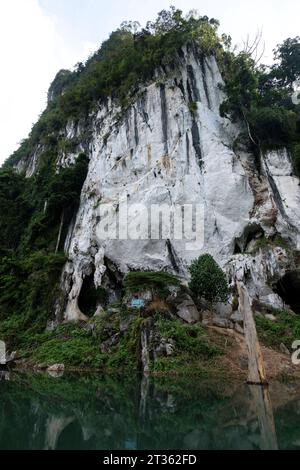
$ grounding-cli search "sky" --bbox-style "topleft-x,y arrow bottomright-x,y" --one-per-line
0,0 -> 299,164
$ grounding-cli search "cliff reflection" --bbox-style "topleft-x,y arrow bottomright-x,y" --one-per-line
0,372 -> 299,450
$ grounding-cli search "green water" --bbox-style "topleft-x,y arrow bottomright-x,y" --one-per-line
0,371 -> 299,450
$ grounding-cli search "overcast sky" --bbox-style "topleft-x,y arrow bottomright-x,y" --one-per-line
0,0 -> 299,164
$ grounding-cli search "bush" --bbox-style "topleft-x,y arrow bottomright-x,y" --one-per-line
123,271 -> 181,296
249,106 -> 297,147
156,318 -> 222,358
188,101 -> 198,115
0,251 -> 66,348
188,254 -> 229,304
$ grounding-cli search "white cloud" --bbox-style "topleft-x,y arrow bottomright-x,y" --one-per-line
0,0 -> 81,163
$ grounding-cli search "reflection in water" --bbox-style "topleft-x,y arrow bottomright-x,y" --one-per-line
0,372 -> 299,450
45,416 -> 75,450
249,385 -> 278,450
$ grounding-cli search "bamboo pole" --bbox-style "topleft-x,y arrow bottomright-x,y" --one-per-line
237,281 -> 268,385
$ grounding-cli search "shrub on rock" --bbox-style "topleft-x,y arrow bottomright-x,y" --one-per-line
188,254 -> 229,305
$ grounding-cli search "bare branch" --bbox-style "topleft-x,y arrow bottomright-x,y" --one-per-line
242,29 -> 265,65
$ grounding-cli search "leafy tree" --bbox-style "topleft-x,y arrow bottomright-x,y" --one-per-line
272,37 -> 300,86
221,36 -> 300,150
0,168 -> 32,253
188,254 -> 229,304
248,106 -> 297,146
47,69 -> 75,103
220,52 -> 259,121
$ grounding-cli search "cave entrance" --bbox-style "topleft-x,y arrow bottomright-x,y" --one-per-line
234,223 -> 265,254
78,273 -> 107,317
275,271 -> 300,314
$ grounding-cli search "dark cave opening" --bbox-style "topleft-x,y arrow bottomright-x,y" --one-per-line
57,421 -> 85,450
234,243 -> 242,254
275,271 -> 300,315
78,273 -> 108,317
233,223 -> 265,254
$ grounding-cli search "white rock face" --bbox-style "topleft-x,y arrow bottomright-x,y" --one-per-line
15,46 -> 300,320
226,248 -> 289,309
16,144 -> 44,177
264,149 -> 300,248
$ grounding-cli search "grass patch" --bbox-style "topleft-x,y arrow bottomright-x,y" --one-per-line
255,306 -> 300,351
156,317 -> 222,358
249,234 -> 291,254
152,316 -> 223,376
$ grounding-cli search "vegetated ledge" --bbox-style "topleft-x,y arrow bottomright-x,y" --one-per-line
6,304 -> 300,383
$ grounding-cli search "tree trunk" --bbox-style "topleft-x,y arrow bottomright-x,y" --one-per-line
237,281 -> 268,385
55,210 -> 65,254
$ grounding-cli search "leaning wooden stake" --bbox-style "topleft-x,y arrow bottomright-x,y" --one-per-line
249,385 -> 278,450
237,281 -> 268,385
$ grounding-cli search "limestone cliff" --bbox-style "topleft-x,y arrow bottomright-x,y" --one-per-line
14,45 -> 300,323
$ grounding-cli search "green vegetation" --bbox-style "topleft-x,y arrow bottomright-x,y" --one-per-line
292,143 -> 300,175
0,153 -> 89,346
249,233 -> 291,254
0,252 -> 66,350
188,254 -> 229,304
188,100 -> 198,115
0,167 -> 31,253
6,7 -> 224,171
1,307 -> 224,376
123,271 -> 181,297
156,317 -> 222,357
153,316 -> 223,376
10,313 -> 143,371
220,35 -> 300,155
255,305 -> 300,351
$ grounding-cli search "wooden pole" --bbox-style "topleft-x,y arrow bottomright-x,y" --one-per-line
249,385 -> 278,450
237,281 -> 268,385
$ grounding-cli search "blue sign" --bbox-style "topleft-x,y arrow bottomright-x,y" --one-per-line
131,298 -> 145,308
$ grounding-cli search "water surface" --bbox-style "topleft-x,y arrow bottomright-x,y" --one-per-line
0,371 -> 299,450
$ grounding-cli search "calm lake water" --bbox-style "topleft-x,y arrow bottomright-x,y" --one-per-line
0,371 -> 300,450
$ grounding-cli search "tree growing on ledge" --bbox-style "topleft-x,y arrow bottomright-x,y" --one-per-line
188,254 -> 229,304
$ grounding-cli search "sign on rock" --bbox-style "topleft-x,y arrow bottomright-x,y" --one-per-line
131,298 -> 145,308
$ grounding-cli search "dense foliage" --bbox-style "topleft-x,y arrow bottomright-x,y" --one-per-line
0,153 -> 89,346
5,307 -> 223,375
188,254 -> 229,304
220,35 -> 300,168
123,271 -> 181,297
